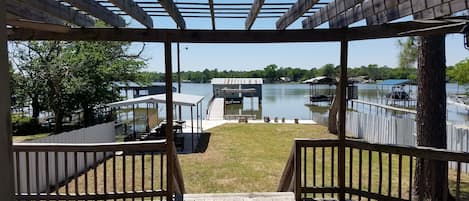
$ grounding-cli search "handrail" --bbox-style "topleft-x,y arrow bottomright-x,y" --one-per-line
285,138 -> 469,201
13,140 -> 172,200
346,139 -> 469,163
277,144 -> 295,192
13,140 -> 167,152
172,143 -> 186,194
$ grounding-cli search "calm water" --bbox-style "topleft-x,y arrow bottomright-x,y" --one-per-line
120,83 -> 469,129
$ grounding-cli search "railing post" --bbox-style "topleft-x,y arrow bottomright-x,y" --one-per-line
338,39 -> 348,201
165,41 -> 175,201
294,141 -> 301,201
0,2 -> 15,200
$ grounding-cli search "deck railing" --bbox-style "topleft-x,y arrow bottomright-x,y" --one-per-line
13,140 -> 185,200
279,139 -> 469,201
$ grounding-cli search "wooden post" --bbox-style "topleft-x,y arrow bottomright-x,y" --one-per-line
0,1 -> 15,199
294,142 -> 301,201
177,42 -> 182,121
164,42 -> 175,201
338,39 -> 348,201
414,35 -> 449,201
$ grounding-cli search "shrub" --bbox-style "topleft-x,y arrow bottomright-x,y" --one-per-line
11,115 -> 44,136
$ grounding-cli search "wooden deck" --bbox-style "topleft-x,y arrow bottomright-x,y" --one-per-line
183,192 -> 294,201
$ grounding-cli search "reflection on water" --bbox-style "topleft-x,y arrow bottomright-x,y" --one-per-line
118,82 -> 469,123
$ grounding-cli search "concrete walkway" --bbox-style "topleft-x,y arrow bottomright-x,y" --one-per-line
183,192 -> 294,201
184,119 -> 317,132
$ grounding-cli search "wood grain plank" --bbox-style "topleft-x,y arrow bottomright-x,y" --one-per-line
246,0 -> 264,30
6,14 -> 71,33
450,0 -> 468,12
159,0 -> 186,29
108,0 -> 153,28
276,0 -> 319,30
208,0 -> 216,30
6,0 -> 64,25
62,0 -> 125,27
305,0 -> 467,29
14,0 -> 94,27
8,21 -> 465,43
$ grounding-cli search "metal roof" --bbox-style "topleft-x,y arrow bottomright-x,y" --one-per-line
113,81 -> 166,88
107,93 -> 204,107
378,79 -> 412,86
211,78 -> 263,85
303,76 -> 336,84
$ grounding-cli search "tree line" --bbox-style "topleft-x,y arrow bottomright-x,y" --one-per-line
137,63 -> 462,84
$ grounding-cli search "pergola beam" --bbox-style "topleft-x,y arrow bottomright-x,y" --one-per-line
302,0 -> 359,29
62,0 -> 126,27
303,0 -> 469,29
108,0 -> 153,28
6,0 -> 65,25
367,0 -> 468,25
6,14 -> 71,33
17,0 -> 95,27
208,0 -> 216,30
245,0 -> 265,30
7,21 -> 465,43
159,0 -> 186,29
276,0 -> 320,30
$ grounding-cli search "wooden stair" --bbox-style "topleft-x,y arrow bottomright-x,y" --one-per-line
183,192 -> 294,201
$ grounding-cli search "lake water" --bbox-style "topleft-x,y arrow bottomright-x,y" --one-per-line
178,83 -> 469,122
120,83 -> 469,127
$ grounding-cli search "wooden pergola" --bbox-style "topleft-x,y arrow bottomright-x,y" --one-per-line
1,0 -> 468,200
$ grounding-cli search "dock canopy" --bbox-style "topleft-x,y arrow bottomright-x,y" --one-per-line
108,93 -> 204,108
303,76 -> 336,85
211,78 -> 263,85
379,79 -> 412,86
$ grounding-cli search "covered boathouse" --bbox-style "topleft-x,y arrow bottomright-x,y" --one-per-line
211,78 -> 263,104
2,0 -> 469,201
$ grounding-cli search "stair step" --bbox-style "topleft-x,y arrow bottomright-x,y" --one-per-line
183,192 -> 294,201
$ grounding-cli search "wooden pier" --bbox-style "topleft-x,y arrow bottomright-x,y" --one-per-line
207,98 -> 225,120
350,99 -> 417,114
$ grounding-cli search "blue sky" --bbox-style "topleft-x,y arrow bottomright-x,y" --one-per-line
125,1 -> 469,72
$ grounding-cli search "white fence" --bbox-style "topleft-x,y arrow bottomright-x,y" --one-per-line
13,123 -> 116,193
346,111 -> 416,146
346,111 -> 469,173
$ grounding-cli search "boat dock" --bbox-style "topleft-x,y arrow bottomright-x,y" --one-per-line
350,99 -> 417,114
207,98 -> 225,120
448,98 -> 469,110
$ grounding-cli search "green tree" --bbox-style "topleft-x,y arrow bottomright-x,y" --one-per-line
448,59 -> 469,86
10,40 -> 147,133
398,37 -> 418,68
318,64 -> 336,77
63,41 -> 146,126
263,64 -> 278,82
10,41 -> 68,122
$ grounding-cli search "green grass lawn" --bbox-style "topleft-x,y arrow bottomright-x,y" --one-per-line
178,123 -> 335,193
12,133 -> 50,142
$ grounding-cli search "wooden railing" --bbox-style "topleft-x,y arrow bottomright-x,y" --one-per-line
279,139 -> 469,201
12,140 -> 185,200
